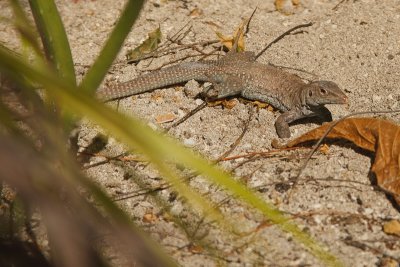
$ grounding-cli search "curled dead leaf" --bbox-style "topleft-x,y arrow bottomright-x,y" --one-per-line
286,118 -> 400,204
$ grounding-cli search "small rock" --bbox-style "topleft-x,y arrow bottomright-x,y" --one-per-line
147,122 -> 158,131
372,94 -> 382,103
195,98 -> 204,105
363,207 -> 374,215
177,109 -> 186,117
184,80 -> 202,98
183,138 -> 196,147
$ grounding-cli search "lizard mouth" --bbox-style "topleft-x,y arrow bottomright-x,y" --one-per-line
333,93 -> 348,105
340,95 -> 348,104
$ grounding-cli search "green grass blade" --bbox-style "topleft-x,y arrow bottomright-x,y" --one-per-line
28,0 -> 76,86
79,0 -> 144,94
0,46 -> 344,267
9,0 -> 42,57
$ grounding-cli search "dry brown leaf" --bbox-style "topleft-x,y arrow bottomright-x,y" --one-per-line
221,99 -> 238,109
287,118 -> 400,204
150,91 -> 164,101
319,144 -> 330,155
380,257 -> 399,267
188,243 -> 203,254
189,7 -> 203,17
155,113 -> 176,124
142,212 -> 158,223
206,99 -> 238,109
383,220 -> 400,236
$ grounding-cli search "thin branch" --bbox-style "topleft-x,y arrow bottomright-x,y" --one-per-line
232,7 -> 258,52
333,0 -> 347,11
268,62 -> 318,80
166,101 -> 208,130
216,106 -> 254,161
255,22 -> 313,59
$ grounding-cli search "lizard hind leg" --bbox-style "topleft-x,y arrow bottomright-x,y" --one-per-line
202,76 -> 244,100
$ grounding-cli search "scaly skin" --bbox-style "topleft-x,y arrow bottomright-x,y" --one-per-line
97,51 -> 348,138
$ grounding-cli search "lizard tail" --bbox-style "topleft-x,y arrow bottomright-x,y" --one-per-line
97,61 -> 212,101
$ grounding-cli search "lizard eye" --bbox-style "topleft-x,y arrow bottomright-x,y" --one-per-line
320,88 -> 327,94
308,90 -> 313,97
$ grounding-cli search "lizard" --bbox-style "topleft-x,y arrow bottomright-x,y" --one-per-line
97,51 -> 348,138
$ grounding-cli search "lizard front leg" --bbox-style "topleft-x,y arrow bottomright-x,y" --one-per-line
275,109 -> 304,138
275,106 -> 333,138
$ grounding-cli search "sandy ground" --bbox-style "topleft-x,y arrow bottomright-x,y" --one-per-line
2,0 -> 400,266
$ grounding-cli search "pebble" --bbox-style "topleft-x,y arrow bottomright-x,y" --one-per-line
183,138 -> 196,147
372,94 -> 382,103
195,99 -> 204,105
147,122 -> 158,131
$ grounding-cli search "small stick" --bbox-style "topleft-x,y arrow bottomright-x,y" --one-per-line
216,107 -> 254,161
220,146 -> 304,161
166,101 -> 208,130
255,22 -> 313,59
167,20 -> 192,43
268,62 -> 318,79
333,0 -> 347,11
232,7 -> 258,52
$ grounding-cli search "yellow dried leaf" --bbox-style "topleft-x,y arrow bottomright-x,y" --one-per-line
319,144 -> 330,155
239,99 -> 274,110
189,7 -> 203,17
215,17 -> 248,52
379,258 -> 399,267
253,100 -> 269,109
383,220 -> 400,236
207,100 -> 223,107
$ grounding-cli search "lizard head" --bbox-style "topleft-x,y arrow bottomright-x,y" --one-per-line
304,80 -> 348,106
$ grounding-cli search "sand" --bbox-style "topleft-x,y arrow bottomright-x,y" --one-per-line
2,0 -> 400,266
